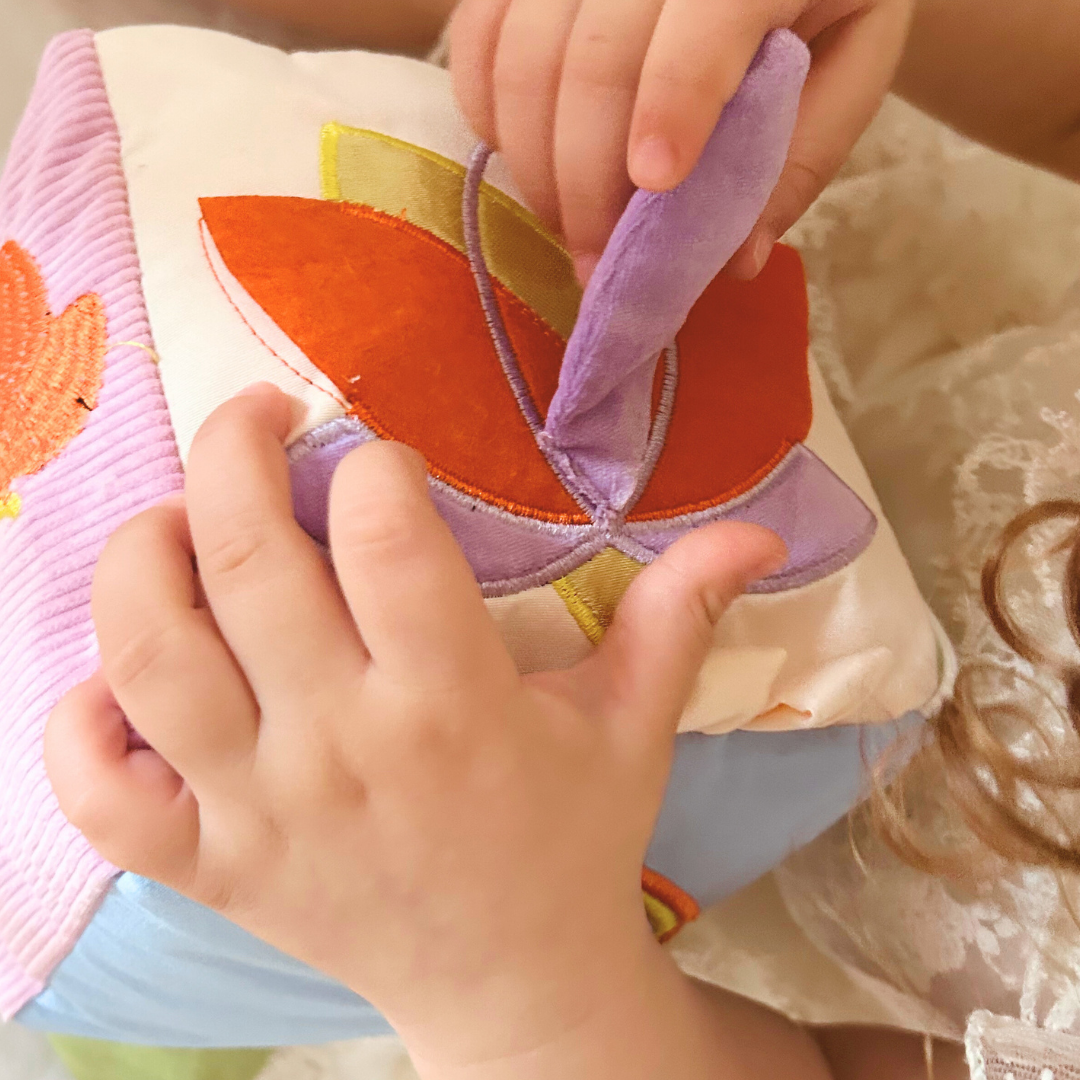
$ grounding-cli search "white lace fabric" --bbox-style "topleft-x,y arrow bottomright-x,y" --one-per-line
967,1012 -> 1080,1080
678,95 -> 1080,1071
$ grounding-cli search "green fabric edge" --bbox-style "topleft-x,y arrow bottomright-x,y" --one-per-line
47,1035 -> 272,1080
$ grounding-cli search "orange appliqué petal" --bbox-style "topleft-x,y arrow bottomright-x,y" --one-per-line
0,240 -> 107,516
199,196 -> 587,523
631,245 -> 812,520
201,188 -> 812,527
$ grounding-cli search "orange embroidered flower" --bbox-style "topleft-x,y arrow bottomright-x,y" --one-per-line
0,240 -> 107,518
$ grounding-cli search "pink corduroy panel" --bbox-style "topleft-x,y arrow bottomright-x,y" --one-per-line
0,30 -> 184,1019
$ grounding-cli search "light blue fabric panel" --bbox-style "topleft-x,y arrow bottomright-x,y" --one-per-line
645,714 -> 921,903
18,873 -> 392,1047
18,715 -> 920,1048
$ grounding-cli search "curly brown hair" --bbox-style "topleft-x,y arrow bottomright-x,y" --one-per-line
872,500 -> 1080,875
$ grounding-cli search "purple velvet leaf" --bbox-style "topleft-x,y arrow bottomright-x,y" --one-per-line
542,30 -> 810,510
290,422 -> 876,602
288,417 -> 377,542
289,418 -> 595,596
627,445 -> 877,592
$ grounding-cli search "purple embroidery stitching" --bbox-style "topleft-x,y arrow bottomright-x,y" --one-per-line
461,144 -> 599,517
279,29 -> 879,599
461,145 -> 545,439
626,344 -> 679,510
288,422 -> 877,599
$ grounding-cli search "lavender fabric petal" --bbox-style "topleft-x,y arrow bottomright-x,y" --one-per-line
543,30 -> 810,509
428,488 -> 594,594
626,445 -> 878,592
288,419 -> 591,591
288,418 -> 377,542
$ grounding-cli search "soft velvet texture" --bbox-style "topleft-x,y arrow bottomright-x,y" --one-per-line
544,30 -> 810,510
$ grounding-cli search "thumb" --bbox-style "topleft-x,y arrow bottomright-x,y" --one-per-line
571,522 -> 786,749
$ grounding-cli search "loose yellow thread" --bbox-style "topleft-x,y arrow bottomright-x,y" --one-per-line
109,341 -> 160,364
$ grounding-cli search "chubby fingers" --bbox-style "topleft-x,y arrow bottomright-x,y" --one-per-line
572,522 -> 786,749
564,0 -> 803,279
329,441 -> 516,695
449,0 -> 514,147
91,498 -> 259,781
628,0 -> 798,191
453,0 -> 581,231
453,0 -> 799,280
184,385 -> 367,719
45,670 -> 200,884
553,0 -> 664,280
493,0 -> 582,230
727,0 -> 914,278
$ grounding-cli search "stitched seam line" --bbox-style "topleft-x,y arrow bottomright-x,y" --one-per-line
344,399 -> 590,524
628,439 -> 795,522
198,219 -> 347,410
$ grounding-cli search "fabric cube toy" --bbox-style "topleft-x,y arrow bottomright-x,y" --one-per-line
0,25 -> 953,1050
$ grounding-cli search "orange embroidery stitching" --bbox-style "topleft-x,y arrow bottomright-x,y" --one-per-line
200,196 -> 588,522
641,866 -> 701,943
342,394 -> 590,525
0,240 -> 107,516
628,440 -> 795,523
198,221 -> 347,411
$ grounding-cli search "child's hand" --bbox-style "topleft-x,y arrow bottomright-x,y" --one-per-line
45,385 -> 784,1071
450,0 -> 913,283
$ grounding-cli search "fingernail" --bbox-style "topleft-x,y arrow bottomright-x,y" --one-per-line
630,135 -> 679,191
235,382 -> 307,430
751,541 -> 789,582
748,231 -> 775,277
236,381 -> 280,398
573,252 -> 599,287
725,231 -> 776,280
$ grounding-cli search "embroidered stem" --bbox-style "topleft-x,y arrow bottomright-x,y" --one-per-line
463,144 -> 597,518
463,145 -> 545,436
624,343 -> 679,512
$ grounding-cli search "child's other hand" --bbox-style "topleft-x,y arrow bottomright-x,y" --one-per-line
45,385 -> 784,1070
450,0 -> 913,283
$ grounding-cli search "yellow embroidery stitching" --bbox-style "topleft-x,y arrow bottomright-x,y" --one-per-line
552,575 -> 605,645
642,891 -> 681,942
319,123 -> 581,339
0,492 -> 21,519
553,547 -> 646,644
